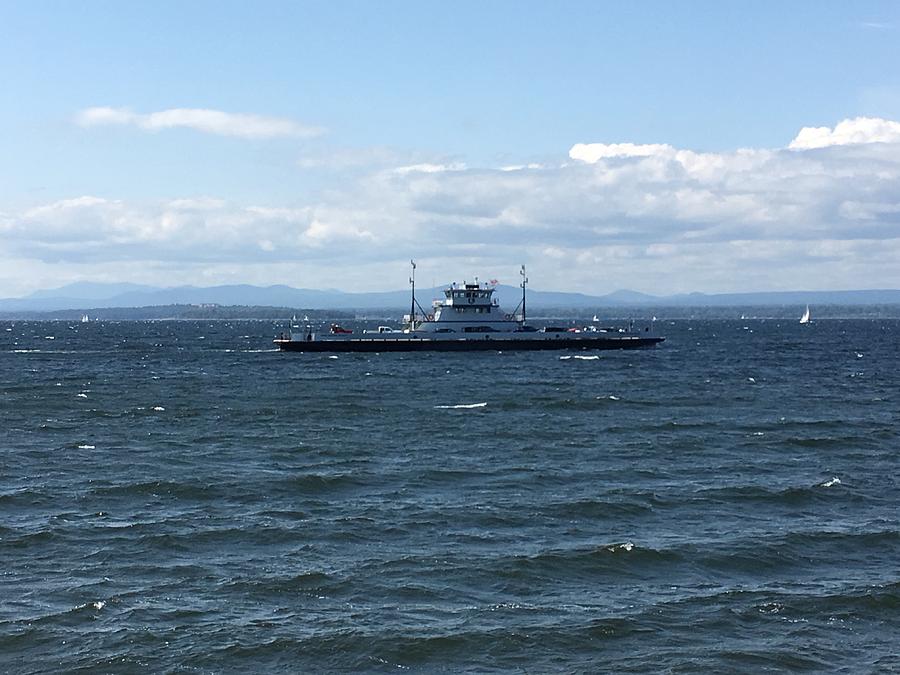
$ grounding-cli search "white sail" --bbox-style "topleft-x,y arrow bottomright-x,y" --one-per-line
799,305 -> 810,324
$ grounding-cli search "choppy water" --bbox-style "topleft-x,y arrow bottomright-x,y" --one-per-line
1,316 -> 898,672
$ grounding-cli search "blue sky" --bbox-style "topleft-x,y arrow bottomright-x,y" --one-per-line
2,1 -> 900,295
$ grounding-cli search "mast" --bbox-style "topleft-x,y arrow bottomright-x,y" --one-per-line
520,264 -> 528,324
409,260 -> 417,329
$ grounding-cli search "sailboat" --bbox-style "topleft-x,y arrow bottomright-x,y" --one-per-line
799,305 -> 810,324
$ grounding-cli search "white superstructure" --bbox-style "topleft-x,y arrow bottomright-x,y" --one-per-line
406,280 -> 520,334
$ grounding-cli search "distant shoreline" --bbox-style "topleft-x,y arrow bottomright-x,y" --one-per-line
3,303 -> 900,321
4,283 -> 900,316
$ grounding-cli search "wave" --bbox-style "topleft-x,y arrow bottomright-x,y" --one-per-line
784,435 -> 869,448
694,529 -> 900,576
696,479 -> 855,505
492,542 -> 683,582
663,580 -> 900,627
744,582 -> 900,622
4,597 -> 112,630
137,525 -> 309,551
220,571 -> 338,597
541,497 -> 653,519
89,480 -> 226,500
434,402 -> 487,409
273,472 -> 369,494
0,489 -> 54,513
465,529 -> 900,585
176,614 -> 661,671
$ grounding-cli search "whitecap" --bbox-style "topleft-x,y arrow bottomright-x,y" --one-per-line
328,355 -> 339,359
559,355 -> 572,360
92,601 -> 105,610
758,602 -> 784,614
819,477 -> 842,488
607,542 -> 634,552
855,352 -> 864,358
44,336 -> 55,340
152,406 -> 165,412
574,355 -> 600,360
434,402 -> 488,409
77,444 -> 96,449
748,377 -> 756,383
76,393 -> 88,398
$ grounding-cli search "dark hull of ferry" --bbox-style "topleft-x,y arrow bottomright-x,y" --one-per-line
275,335 -> 664,352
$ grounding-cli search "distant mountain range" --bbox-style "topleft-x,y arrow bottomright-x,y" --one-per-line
2,282 -> 900,314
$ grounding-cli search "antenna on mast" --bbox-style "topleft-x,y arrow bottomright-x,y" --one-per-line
409,260 -> 417,329
520,264 -> 528,325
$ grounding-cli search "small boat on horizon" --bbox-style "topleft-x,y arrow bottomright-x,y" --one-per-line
80,314 -> 89,323
800,305 -> 811,324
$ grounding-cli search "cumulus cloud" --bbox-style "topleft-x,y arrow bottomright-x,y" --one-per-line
5,116 -> 900,294
788,116 -> 900,149
76,107 -> 324,139
569,142 -> 675,162
2,196 -> 381,265
392,162 -> 467,175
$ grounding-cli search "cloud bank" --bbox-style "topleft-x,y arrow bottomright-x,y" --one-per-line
76,107 -> 324,139
5,116 -> 900,294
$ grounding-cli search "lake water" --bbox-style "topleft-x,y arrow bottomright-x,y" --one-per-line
1,316 -> 898,671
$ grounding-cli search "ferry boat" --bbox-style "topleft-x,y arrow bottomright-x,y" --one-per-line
275,263 -> 664,352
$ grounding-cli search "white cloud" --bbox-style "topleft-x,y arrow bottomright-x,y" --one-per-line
5,116 -> 900,294
569,142 -> 675,162
392,162 -> 467,175
76,107 -> 324,139
3,197 -> 379,265
860,21 -> 893,30
788,116 -> 900,149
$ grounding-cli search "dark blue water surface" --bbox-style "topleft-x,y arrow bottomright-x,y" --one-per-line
1,316 -> 898,672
